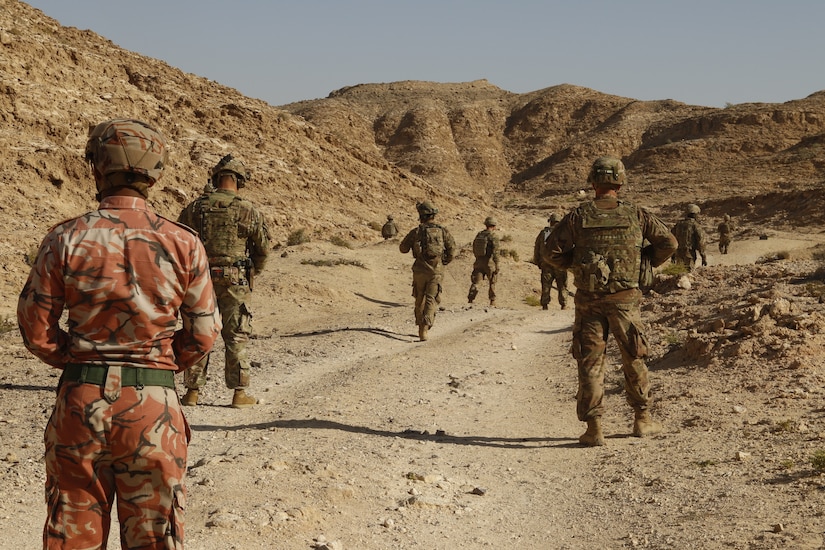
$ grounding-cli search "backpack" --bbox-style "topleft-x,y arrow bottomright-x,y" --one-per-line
472,230 -> 491,258
381,221 -> 397,239
417,224 -> 445,260
672,219 -> 697,251
195,195 -> 247,265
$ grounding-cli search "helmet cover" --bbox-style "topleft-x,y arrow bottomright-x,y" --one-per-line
84,118 -> 168,185
416,201 -> 438,216
210,154 -> 250,187
587,156 -> 627,186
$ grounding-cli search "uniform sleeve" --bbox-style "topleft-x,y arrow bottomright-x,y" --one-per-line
177,201 -> 195,228
533,232 -> 542,265
543,213 -> 576,271
442,227 -> 456,265
248,208 -> 270,273
641,208 -> 678,267
399,228 -> 417,254
172,239 -> 221,370
490,232 -> 500,267
693,222 -> 708,255
17,235 -> 70,368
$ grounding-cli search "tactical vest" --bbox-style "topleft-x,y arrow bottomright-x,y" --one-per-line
194,194 -> 248,266
572,201 -> 642,293
412,223 -> 445,261
381,221 -> 397,239
672,219 -> 697,251
472,230 -> 492,258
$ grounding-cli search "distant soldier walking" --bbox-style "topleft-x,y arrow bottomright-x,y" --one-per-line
672,203 -> 708,270
382,214 -> 399,239
717,213 -> 733,254
533,213 -> 569,310
468,216 -> 501,307
178,154 -> 270,408
399,201 -> 456,341
543,156 -> 677,446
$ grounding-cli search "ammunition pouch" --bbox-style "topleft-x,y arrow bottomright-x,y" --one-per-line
210,258 -> 253,286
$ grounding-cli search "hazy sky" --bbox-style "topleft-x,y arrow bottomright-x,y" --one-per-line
24,0 -> 825,108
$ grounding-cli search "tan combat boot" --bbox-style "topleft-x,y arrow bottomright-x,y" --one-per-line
231,389 -> 258,409
180,389 -> 199,406
632,410 -> 663,437
418,325 -> 429,341
579,417 -> 605,446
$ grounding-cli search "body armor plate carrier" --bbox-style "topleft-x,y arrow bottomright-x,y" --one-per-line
572,201 -> 643,293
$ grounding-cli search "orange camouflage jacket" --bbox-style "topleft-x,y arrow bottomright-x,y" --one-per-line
17,196 -> 220,371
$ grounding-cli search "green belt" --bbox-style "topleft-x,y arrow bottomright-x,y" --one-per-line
62,364 -> 175,389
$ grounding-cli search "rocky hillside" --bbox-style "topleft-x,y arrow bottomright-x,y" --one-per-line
284,82 -> 825,206
2,0 -> 825,309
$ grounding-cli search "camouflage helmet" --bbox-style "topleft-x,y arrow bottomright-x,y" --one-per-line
484,216 -> 497,227
416,200 -> 438,217
387,214 -> 394,220
210,154 -> 250,188
723,213 -> 731,221
587,156 -> 627,186
84,118 -> 168,185
548,212 -> 561,224
686,203 -> 701,215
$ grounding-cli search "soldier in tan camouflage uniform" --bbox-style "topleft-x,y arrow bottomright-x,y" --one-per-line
468,216 -> 501,306
671,203 -> 708,270
399,201 -> 456,341
178,154 -> 270,408
543,156 -> 677,446
717,213 -> 733,254
18,118 -> 221,549
533,213 -> 569,310
382,214 -> 399,239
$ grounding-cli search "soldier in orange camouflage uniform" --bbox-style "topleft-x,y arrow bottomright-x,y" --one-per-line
17,119 -> 220,549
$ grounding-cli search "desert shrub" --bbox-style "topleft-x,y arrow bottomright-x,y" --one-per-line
664,331 -> 683,346
500,248 -> 520,262
771,419 -> 796,434
301,258 -> 365,269
660,262 -> 689,276
811,248 -> 825,262
330,236 -> 353,249
500,234 -> 513,243
804,280 -> 825,300
756,250 -> 791,264
0,316 -> 16,334
287,228 -> 310,246
523,295 -> 541,307
695,459 -> 717,468
367,221 -> 382,232
810,450 -> 825,471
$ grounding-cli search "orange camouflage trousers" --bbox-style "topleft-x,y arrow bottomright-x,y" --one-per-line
571,289 -> 652,421
44,381 -> 188,549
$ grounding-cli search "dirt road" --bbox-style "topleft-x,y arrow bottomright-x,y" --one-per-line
2,224 -> 825,549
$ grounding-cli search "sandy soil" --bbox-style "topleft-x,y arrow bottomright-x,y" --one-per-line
2,216 -> 825,549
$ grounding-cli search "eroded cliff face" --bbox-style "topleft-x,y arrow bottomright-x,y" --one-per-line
2,0 -> 825,309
